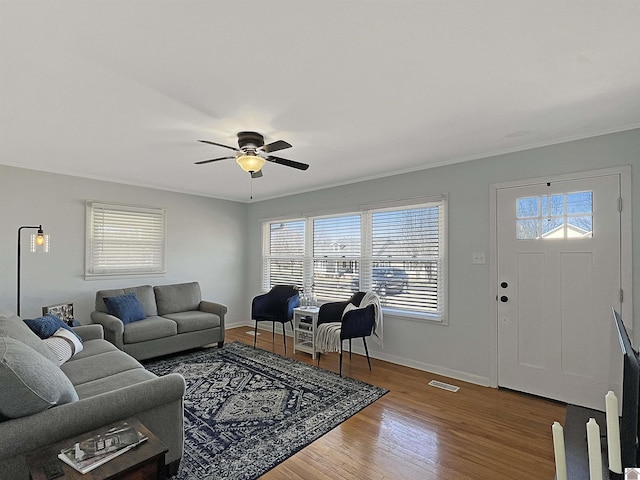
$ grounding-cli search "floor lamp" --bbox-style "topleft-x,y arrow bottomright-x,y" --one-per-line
17,225 -> 49,316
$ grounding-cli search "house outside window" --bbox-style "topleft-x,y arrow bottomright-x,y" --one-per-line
262,195 -> 447,322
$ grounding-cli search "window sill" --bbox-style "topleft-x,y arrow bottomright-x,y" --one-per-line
382,307 -> 447,325
84,272 -> 166,281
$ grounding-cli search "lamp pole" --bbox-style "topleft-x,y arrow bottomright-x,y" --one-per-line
17,225 -> 45,316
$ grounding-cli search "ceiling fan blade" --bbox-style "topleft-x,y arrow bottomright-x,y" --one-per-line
198,140 -> 239,152
266,155 -> 309,171
261,140 -> 292,153
251,170 -> 263,179
194,156 -> 235,165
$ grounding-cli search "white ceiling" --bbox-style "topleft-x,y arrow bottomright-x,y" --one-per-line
2,1 -> 640,202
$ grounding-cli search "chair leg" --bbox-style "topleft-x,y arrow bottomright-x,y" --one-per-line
349,338 -> 352,359
363,337 -> 371,371
317,352 -> 322,366
282,322 -> 287,354
339,340 -> 343,376
253,321 -> 258,349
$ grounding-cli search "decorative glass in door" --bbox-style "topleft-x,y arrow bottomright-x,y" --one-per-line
516,191 -> 593,240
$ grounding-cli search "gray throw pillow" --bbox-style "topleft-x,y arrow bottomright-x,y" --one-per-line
0,336 -> 79,418
0,313 -> 59,364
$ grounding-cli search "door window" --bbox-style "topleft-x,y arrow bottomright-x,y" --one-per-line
516,191 -> 593,240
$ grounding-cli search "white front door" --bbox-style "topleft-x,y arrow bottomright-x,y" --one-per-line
496,173 -> 621,410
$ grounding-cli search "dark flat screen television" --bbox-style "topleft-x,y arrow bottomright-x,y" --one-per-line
612,307 -> 640,468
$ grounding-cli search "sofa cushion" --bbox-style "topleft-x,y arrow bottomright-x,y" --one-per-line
95,285 -> 158,317
0,312 -> 59,364
24,314 -> 82,341
94,287 -> 126,313
163,311 -> 221,333
73,368 -> 157,399
123,316 -> 178,344
123,285 -> 158,317
69,338 -> 119,361
60,350 -> 143,386
154,282 -> 202,316
0,336 -> 78,418
103,293 -> 147,324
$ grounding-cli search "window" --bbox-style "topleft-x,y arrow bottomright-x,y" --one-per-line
262,195 -> 447,322
262,220 -> 305,289
85,201 -> 166,278
516,191 -> 593,239
365,202 -> 444,318
313,214 -> 361,300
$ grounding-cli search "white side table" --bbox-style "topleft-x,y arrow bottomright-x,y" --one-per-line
293,307 -> 320,359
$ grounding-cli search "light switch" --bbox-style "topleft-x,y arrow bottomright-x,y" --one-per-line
472,252 -> 486,264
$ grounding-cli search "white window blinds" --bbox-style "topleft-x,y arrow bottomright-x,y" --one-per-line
367,200 -> 446,318
262,220 -> 305,289
312,214 -> 361,300
261,195 -> 447,322
86,201 -> 166,278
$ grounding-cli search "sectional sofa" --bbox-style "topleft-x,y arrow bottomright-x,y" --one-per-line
0,307 -> 186,480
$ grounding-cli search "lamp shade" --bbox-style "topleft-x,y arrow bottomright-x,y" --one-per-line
30,232 -> 50,253
236,154 -> 266,173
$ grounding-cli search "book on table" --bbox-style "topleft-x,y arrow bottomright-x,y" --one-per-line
57,422 -> 147,474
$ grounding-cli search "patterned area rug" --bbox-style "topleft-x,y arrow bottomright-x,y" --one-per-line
144,341 -> 388,480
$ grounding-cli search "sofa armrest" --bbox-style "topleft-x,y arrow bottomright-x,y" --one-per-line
90,311 -> 124,349
0,373 -> 186,459
72,324 -> 104,341
199,300 -> 228,319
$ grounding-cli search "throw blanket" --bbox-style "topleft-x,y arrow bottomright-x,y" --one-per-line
316,292 -> 384,353
360,291 -> 383,346
316,322 -> 342,353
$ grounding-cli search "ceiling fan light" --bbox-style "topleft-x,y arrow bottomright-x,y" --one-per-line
236,154 -> 266,173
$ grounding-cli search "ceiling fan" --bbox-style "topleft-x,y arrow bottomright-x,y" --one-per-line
195,131 -> 309,178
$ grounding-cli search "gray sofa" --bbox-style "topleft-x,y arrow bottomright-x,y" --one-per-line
0,307 -> 185,480
91,282 -> 226,361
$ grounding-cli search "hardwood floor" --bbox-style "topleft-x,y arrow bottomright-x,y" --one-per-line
225,326 -> 566,480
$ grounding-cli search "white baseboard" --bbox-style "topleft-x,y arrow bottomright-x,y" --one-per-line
224,322 -> 491,388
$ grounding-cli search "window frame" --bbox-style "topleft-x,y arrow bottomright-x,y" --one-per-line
262,218 -> 306,290
85,200 -> 167,279
261,195 -> 448,323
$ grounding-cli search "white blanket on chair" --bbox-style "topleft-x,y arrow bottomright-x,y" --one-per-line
316,292 -> 384,353
316,322 -> 342,353
360,291 -> 383,347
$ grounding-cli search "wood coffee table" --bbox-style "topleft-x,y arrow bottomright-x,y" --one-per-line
26,418 -> 168,480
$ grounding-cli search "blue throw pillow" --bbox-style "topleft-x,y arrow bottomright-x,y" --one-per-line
24,314 -> 82,342
103,293 -> 146,324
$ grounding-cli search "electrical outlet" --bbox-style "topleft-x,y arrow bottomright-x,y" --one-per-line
472,252 -> 486,264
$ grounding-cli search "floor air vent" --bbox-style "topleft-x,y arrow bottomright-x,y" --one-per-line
428,380 -> 460,392
246,331 -> 260,336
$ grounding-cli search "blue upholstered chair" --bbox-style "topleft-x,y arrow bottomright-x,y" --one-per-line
316,291 -> 377,376
251,285 -> 300,353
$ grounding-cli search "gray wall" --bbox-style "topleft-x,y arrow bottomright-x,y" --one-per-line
0,166 -> 248,326
1,129 -> 638,386
247,128 -> 640,385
